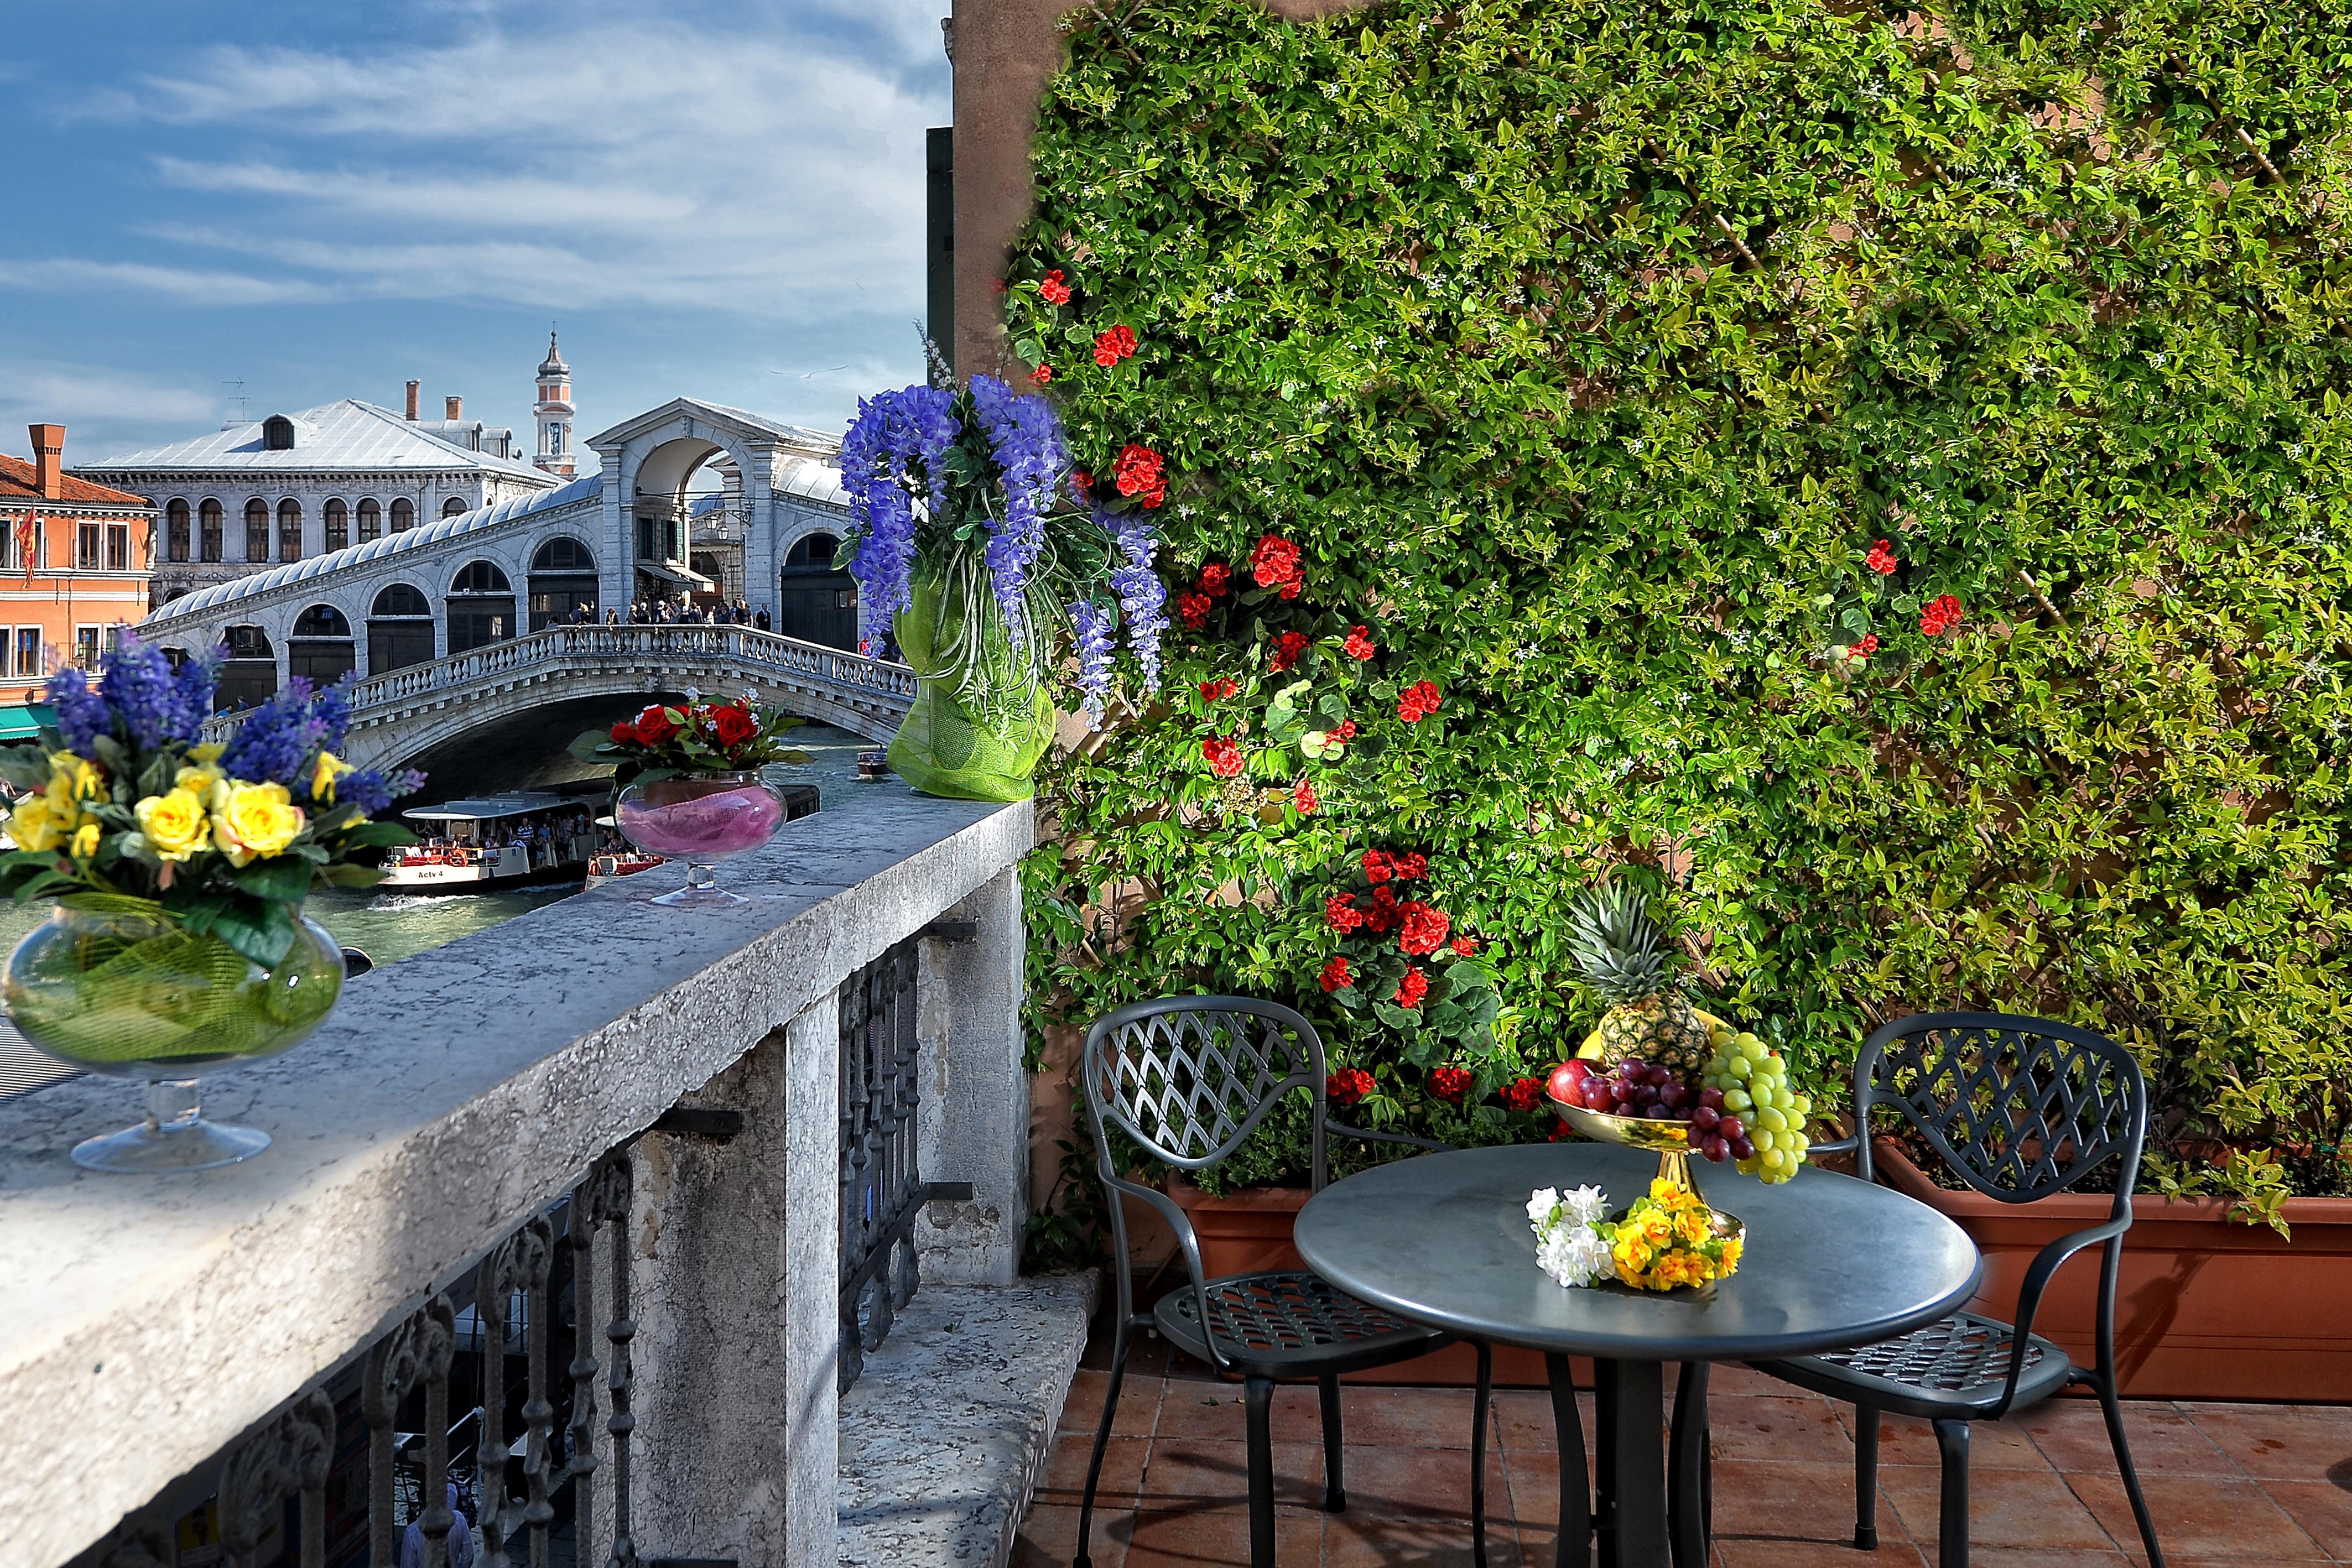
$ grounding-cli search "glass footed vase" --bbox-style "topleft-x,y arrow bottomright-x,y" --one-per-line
3,900 -> 345,1173
613,771 -> 788,908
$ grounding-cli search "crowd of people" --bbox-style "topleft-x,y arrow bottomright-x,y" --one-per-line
557,597 -> 773,629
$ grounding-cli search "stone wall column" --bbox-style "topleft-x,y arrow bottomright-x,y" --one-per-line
620,987 -> 841,1566
915,862 -> 1028,1283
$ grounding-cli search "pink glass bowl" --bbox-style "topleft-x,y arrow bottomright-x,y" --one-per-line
613,773 -> 787,907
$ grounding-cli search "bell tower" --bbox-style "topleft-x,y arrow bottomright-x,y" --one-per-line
533,330 -> 575,478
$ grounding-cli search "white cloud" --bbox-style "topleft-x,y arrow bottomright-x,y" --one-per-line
0,363 -> 221,456
38,4 -> 949,320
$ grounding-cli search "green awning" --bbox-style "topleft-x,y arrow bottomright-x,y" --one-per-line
0,705 -> 55,742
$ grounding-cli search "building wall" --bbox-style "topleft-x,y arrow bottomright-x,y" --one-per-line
0,502 -> 156,707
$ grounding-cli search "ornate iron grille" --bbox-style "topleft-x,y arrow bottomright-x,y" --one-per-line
838,935 -> 925,1394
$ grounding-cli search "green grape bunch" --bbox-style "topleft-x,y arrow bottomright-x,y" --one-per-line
1697,1025 -> 1813,1184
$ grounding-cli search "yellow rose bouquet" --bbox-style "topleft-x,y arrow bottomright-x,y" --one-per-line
0,635 -> 425,1097
1600,1177 -> 1745,1293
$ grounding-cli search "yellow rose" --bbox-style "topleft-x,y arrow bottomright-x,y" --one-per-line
137,789 -> 214,862
7,792 -> 65,853
189,743 -> 225,764
175,764 -> 228,811
309,751 -> 354,803
70,821 -> 101,859
212,781 -> 306,866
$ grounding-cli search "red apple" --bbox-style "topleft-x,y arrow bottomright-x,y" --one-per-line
1546,1059 -> 1591,1105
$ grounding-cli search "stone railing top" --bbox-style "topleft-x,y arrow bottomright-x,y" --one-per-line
0,787 -> 1029,1568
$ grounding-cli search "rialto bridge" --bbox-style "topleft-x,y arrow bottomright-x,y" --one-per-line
142,399 -> 910,773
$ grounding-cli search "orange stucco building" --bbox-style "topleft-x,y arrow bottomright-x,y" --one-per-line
0,424 -> 157,732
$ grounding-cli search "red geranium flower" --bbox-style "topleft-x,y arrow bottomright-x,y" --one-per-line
1920,593 -> 1964,635
1399,903 -> 1451,956
1397,681 -> 1444,722
1199,562 -> 1231,597
1430,1065 -> 1474,1102
1030,364 -> 1053,385
633,705 -> 680,745
1328,1067 -> 1376,1107
1269,631 -> 1310,673
1393,967 -> 1429,1008
1332,720 -> 1356,742
1325,893 -> 1365,934
709,704 -> 759,748
1071,469 -> 1092,493
1361,885 -> 1403,933
1319,955 -> 1353,993
1344,624 -> 1376,660
1849,634 -> 1880,660
1866,539 -> 1900,576
1362,849 -> 1394,884
1200,677 -> 1238,701
1501,1077 -> 1543,1112
1178,592 -> 1211,629
1450,935 -> 1477,958
1092,324 -> 1138,366
1112,442 -> 1165,508
1039,269 -> 1072,305
1203,736 -> 1244,777
1550,1118 -> 1578,1143
1277,580 -> 1301,600
1394,852 -> 1428,881
1250,534 -> 1302,591
1294,779 -> 1319,814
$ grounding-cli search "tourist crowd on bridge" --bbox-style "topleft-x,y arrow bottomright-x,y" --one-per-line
618,596 -> 769,628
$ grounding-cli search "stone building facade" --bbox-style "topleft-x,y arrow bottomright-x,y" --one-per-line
0,424 -> 156,721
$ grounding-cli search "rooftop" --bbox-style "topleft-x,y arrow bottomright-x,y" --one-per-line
0,455 -> 151,509
75,399 -> 558,482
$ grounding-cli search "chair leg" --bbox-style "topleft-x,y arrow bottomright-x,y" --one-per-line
2095,1377 -> 2167,1568
1318,1372 -> 1347,1513
1933,1418 -> 1971,1568
1471,1341 -> 1493,1568
1245,1374 -> 1277,1568
1853,1402 -> 1881,1551
1073,1320 -> 1132,1568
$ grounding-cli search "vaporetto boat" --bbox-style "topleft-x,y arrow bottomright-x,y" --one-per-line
384,791 -> 605,890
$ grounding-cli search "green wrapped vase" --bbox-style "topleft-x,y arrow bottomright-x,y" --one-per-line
887,567 -> 1058,803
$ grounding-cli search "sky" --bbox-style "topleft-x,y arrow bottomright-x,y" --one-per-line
0,0 -> 950,466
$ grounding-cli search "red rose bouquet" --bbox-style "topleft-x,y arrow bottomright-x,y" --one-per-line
571,686 -> 813,789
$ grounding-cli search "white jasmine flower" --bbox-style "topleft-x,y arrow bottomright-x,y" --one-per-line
1527,1187 -> 1561,1229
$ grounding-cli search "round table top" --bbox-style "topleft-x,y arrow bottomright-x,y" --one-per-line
1293,1143 -> 1982,1362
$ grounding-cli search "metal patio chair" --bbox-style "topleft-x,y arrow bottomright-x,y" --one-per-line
1074,995 -> 1493,1568
1751,1012 -> 2166,1568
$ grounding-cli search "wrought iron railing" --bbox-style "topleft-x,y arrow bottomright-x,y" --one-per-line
838,936 -> 926,1395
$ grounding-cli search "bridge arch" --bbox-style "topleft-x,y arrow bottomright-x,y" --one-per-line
288,603 -> 356,684
446,560 -> 517,655
368,582 -> 435,674
618,426 -> 762,604
528,535 -> 599,629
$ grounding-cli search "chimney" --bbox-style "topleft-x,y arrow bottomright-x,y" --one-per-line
445,395 -> 463,421
28,424 -> 64,501
405,381 -> 420,421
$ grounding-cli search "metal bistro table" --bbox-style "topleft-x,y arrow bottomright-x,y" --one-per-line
1294,1143 -> 1981,1568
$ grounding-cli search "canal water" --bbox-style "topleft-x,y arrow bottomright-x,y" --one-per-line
0,724 -> 880,1101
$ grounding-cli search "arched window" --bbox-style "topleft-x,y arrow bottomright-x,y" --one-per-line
446,560 -> 516,654
443,496 -> 469,518
531,536 -> 595,573
450,561 -> 512,595
322,499 -> 350,553
292,604 -> 352,638
390,498 -> 415,532
372,583 -> 430,617
262,415 -> 296,451
243,500 -> 270,562
277,498 -> 302,563
784,532 -> 840,570
356,499 -> 382,544
199,499 -> 224,562
216,625 -> 278,709
367,583 -> 433,674
166,500 -> 191,564
289,604 -> 355,681
777,531 -> 856,649
528,535 -> 598,629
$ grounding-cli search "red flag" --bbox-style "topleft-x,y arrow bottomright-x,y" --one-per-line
13,511 -> 36,583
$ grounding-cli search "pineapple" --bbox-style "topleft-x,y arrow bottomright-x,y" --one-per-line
1565,883 -> 1713,1079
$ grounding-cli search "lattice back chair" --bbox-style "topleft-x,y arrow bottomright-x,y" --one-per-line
1751,1013 -> 2164,1568
1071,996 -> 1493,1568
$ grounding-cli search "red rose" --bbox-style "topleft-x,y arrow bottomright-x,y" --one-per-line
609,720 -> 636,744
1393,967 -> 1429,1008
1397,681 -> 1443,722
1200,676 -> 1238,701
1112,442 -> 1166,508
1430,1065 -> 1473,1102
1866,539 -> 1899,576
1203,736 -> 1245,777
1399,903 -> 1451,956
1269,631 -> 1310,673
1501,1076 -> 1543,1112
1362,849 -> 1394,884
710,704 -> 759,748
1344,624 -> 1376,660
1327,1067 -> 1376,1107
1250,534 -> 1301,590
1325,893 -> 1365,933
1199,562 -> 1231,597
1921,594 -> 1964,635
1178,592 -> 1211,629
1394,852 -> 1427,881
1092,324 -> 1138,366
1039,269 -> 1071,305
633,705 -> 680,745
1294,779 -> 1318,814
1319,955 -> 1353,993
1450,935 -> 1477,958
1031,364 -> 1053,385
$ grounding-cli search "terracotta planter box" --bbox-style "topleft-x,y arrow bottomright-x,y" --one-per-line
1164,1176 -> 1572,1387
1872,1138 -> 2352,1402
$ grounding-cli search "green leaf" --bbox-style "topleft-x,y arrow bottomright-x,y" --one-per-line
232,858 -> 315,903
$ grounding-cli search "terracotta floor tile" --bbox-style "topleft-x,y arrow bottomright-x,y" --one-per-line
1713,1539 -> 1927,1567
2177,1402 -> 2352,1484
2255,1478 -> 2352,1554
1708,1362 -> 1834,1399
1706,1394 -> 1862,1466
1491,1388 -> 1595,1455
2067,1468 -> 2320,1561
1068,1368 -> 1168,1440
1331,1443 -> 1483,1519
1140,1437 -> 1327,1514
1321,1510 -> 1520,1567
1335,1384 -> 1485,1449
1123,1507 -> 1322,1568
1155,1381 -> 1266,1442
1869,1413 -> 2053,1471
1705,1457 -> 1909,1544
2019,1398 -> 2236,1478
1876,1462 -> 2117,1553
1912,1552 -> 2132,1568
1017,1501 -> 1130,1568
1041,1433 -> 1154,1510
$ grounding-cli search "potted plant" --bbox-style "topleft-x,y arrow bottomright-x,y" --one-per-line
0,637 -> 422,1171
837,373 -> 1167,801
